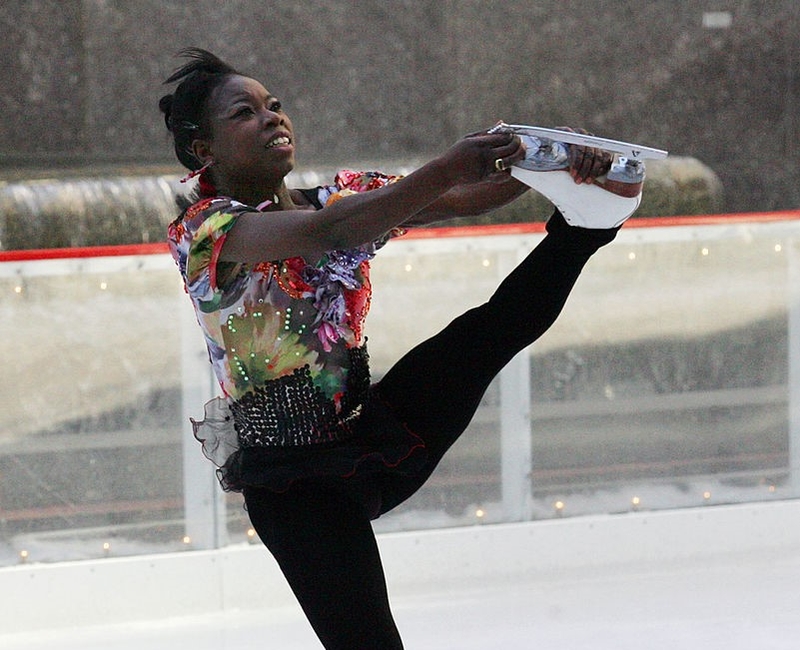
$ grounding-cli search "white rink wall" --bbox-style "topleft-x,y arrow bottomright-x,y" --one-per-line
2,500 -> 799,635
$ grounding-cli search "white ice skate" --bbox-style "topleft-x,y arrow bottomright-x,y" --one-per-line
489,123 -> 668,229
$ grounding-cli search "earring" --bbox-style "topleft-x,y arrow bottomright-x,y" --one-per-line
180,159 -> 214,183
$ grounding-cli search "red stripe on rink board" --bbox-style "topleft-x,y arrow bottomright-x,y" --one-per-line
0,242 -> 170,262
1,210 -> 799,262
622,210 -> 800,229
404,209 -> 800,239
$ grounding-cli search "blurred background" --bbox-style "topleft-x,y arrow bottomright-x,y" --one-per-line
0,0 -> 797,212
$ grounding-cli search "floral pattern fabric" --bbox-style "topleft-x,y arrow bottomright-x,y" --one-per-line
168,171 -> 405,451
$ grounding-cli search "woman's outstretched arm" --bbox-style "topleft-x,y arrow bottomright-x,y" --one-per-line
219,132 -> 525,265
401,174 -> 530,226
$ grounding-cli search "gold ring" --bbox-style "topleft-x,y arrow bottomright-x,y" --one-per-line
494,158 -> 506,172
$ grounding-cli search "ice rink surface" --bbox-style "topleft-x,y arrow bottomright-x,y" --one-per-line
3,543 -> 798,650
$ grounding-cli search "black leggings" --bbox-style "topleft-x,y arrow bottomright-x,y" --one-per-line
244,213 -> 617,649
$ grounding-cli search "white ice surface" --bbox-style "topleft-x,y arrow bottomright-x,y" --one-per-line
3,544 -> 799,649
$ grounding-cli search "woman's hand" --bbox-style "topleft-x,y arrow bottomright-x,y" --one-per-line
439,131 -> 527,185
556,126 -> 613,185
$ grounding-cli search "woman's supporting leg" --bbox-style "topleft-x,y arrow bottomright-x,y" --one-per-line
376,212 -> 617,511
244,479 -> 404,650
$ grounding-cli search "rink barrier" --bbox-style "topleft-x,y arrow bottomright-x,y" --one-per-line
1,499 -> 799,635
1,210 -> 800,540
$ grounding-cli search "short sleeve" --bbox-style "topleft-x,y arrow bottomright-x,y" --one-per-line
169,198 -> 244,312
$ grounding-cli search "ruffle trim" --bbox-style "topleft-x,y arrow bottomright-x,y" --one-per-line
191,397 -> 238,468
190,391 -> 427,493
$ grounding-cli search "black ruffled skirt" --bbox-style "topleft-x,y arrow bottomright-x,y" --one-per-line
191,388 -> 428,495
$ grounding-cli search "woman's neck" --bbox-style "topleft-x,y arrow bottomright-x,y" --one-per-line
214,176 -> 293,209
272,184 -> 295,208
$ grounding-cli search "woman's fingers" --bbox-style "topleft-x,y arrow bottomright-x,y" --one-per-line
486,133 -> 526,177
446,129 -> 528,183
570,146 -> 612,184
557,126 -> 612,184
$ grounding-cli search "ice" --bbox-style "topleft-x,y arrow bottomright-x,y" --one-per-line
2,544 -> 798,649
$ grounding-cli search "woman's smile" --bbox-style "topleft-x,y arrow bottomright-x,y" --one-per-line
265,135 -> 292,150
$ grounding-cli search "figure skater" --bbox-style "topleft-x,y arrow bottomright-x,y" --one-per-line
161,48 -> 639,649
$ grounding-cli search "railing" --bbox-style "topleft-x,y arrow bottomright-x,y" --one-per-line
1,212 -> 799,565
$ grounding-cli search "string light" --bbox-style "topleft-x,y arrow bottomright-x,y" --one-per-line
631,496 -> 641,511
182,535 -> 192,546
247,528 -> 257,543
102,542 -> 111,556
703,491 -> 712,502
701,247 -> 710,257
628,251 -> 636,261
19,550 -> 29,564
774,244 -> 783,253
475,508 -> 486,520
14,285 -> 22,294
99,281 -> 108,290
554,501 -> 565,517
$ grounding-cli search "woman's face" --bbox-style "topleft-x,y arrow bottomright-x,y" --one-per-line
202,74 -> 296,187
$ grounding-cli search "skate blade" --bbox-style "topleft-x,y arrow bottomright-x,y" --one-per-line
492,123 -> 668,161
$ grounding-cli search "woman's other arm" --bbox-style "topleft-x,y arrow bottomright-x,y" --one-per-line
219,132 -> 524,264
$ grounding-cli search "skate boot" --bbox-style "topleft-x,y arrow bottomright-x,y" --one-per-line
489,123 -> 667,229
512,138 -> 645,229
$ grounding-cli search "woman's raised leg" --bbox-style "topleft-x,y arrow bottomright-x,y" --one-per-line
375,211 -> 617,511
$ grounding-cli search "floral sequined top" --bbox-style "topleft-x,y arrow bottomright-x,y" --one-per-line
168,171 -> 405,460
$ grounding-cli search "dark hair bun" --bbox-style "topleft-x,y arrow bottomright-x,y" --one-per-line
158,94 -> 174,131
